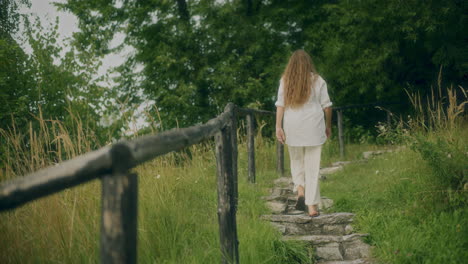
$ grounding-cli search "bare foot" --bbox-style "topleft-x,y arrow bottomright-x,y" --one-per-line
308,204 -> 320,217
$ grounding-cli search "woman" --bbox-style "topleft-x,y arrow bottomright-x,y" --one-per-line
275,50 -> 333,217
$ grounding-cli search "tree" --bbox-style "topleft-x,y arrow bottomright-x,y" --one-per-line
0,0 -> 34,129
57,0 -> 467,130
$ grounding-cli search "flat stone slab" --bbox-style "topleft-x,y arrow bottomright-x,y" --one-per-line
320,198 -> 334,210
331,161 -> 353,167
284,234 -> 343,245
265,157 -> 374,263
284,234 -> 371,262
283,233 -> 369,246
342,238 -> 371,260
262,213 -> 354,236
266,201 -> 287,214
270,187 -> 293,196
362,149 -> 401,159
273,177 -> 293,186
261,213 -> 354,225
318,260 -> 371,264
320,166 -> 343,175
261,193 -> 287,202
316,243 -> 344,261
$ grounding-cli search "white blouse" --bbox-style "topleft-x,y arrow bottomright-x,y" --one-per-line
275,74 -> 332,146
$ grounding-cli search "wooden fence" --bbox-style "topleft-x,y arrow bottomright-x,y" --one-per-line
333,101 -> 405,158
0,101 -> 403,263
0,103 -> 281,264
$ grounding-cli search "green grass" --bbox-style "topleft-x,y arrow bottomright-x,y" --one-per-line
2,133 -> 466,264
321,148 -> 468,264
0,138 -> 314,264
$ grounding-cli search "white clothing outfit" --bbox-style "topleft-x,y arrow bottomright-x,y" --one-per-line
275,74 -> 332,146
288,145 -> 322,205
275,73 -> 332,206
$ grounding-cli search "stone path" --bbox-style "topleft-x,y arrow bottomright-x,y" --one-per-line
261,156 -> 383,264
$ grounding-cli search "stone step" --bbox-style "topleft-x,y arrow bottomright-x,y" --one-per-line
266,201 -> 288,214
261,187 -> 293,202
318,259 -> 371,264
320,166 -> 343,175
262,212 -> 354,225
266,197 -> 334,215
285,196 -> 334,210
266,158 -> 375,263
284,234 -> 371,261
273,177 -> 293,186
362,148 -> 402,159
261,213 -> 354,236
331,161 -> 353,167
283,233 -> 368,246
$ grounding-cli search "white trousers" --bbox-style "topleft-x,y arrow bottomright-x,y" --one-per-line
288,145 -> 322,206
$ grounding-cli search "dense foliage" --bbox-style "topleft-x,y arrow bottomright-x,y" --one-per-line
1,0 -> 466,138
0,0 -> 110,169
56,0 -> 467,128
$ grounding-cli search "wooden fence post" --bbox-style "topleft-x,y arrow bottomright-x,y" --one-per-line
276,140 -> 284,177
214,124 -> 239,264
101,143 -> 138,264
337,110 -> 345,158
246,114 -> 256,183
229,105 -> 238,204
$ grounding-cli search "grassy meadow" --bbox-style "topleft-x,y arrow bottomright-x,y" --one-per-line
0,123 -> 318,263
0,114 -> 385,264
322,145 -> 468,264
0,86 -> 466,263
321,85 -> 468,264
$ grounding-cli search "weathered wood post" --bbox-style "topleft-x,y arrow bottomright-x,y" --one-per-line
228,104 -> 238,204
214,121 -> 239,264
337,110 -> 345,158
101,143 -> 138,264
246,113 -> 256,183
276,140 -> 284,177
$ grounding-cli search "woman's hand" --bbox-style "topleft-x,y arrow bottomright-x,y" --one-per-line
326,127 -> 332,138
276,127 -> 286,144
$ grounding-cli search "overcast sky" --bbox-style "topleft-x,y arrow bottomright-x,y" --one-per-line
19,0 -> 127,80
17,0 -> 151,134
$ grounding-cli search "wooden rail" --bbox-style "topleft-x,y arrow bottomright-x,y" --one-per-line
333,101 -> 406,158
0,103 -> 279,264
0,100 -> 401,263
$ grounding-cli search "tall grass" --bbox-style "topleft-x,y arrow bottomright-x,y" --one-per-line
406,68 -> 467,132
0,107 -> 101,180
321,78 -> 467,263
405,79 -> 467,202
0,112 -> 315,263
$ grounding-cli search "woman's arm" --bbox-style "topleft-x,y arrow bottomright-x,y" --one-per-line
276,106 -> 285,144
324,107 -> 332,138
